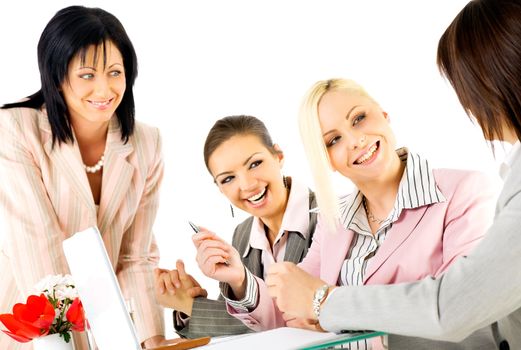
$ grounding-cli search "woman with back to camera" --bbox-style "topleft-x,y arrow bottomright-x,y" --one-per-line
0,6 -> 173,349
154,115 -> 319,338
193,79 -> 499,349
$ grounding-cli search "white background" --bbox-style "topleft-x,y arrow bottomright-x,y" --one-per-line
0,0 -> 504,339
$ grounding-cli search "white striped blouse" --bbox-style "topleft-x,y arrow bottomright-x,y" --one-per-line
336,148 -> 445,349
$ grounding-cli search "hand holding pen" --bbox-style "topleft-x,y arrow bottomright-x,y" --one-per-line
189,221 -> 230,265
190,221 -> 246,294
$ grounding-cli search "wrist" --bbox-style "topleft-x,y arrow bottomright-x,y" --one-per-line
229,267 -> 246,299
182,296 -> 194,316
312,284 -> 330,320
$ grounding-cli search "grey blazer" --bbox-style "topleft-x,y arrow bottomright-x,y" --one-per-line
320,154 -> 521,349
174,190 -> 317,339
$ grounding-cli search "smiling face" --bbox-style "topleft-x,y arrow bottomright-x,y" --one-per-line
208,134 -> 287,220
318,89 -> 399,186
61,41 -> 126,127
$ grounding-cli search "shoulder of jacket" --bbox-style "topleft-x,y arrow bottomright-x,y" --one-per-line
433,168 -> 492,190
132,120 -> 160,140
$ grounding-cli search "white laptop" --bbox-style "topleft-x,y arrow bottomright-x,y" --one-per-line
63,226 -> 142,350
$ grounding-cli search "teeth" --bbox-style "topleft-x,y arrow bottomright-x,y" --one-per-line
90,100 -> 110,106
247,188 -> 266,203
356,144 -> 378,164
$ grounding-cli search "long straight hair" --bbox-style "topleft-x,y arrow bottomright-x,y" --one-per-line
437,0 -> 521,143
298,78 -> 377,229
1,6 -> 138,146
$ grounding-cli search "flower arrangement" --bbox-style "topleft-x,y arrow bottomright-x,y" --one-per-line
0,274 -> 85,344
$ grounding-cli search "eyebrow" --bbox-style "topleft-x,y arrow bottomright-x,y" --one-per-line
345,105 -> 360,120
322,104 -> 361,137
214,152 -> 262,180
76,66 -> 96,71
75,62 -> 124,71
109,63 -> 124,69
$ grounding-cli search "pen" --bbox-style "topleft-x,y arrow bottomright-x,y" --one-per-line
188,221 -> 200,234
189,221 -> 229,265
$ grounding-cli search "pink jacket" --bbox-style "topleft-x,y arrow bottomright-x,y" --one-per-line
228,169 -> 496,331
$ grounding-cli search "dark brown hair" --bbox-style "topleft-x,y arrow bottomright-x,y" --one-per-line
437,0 -> 521,142
203,115 -> 279,175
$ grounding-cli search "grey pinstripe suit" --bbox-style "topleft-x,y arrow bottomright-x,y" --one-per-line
174,190 -> 317,339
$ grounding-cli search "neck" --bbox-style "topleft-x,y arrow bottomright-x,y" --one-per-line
72,119 -> 109,165
357,155 -> 405,219
72,120 -> 109,146
260,187 -> 290,249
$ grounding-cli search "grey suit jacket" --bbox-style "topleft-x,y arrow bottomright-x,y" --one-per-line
320,155 -> 521,349
174,190 -> 317,339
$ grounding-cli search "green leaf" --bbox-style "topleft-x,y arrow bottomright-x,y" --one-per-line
62,331 -> 71,343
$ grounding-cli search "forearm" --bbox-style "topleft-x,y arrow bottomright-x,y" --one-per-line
118,132 -> 165,341
176,297 -> 254,338
223,273 -> 286,331
118,222 -> 164,340
118,257 -> 165,342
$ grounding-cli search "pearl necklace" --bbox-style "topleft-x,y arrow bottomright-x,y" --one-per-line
84,155 -> 105,174
363,197 -> 386,225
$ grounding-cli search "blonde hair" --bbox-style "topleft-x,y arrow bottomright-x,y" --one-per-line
298,78 -> 376,229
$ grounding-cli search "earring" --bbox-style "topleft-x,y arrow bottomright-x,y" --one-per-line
283,175 -> 289,189
230,204 -> 235,218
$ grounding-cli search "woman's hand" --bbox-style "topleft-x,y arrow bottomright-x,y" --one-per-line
192,228 -> 246,298
283,313 -> 325,332
154,260 -> 207,315
266,262 -> 328,320
142,335 -> 188,348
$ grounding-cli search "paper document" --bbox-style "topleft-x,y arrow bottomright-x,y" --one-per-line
198,327 -> 384,350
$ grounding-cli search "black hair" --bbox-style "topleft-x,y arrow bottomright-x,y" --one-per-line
1,5 -> 138,146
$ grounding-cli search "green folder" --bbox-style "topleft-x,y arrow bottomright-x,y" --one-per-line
299,331 -> 386,350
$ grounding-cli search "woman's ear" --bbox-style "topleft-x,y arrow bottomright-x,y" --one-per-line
212,177 -> 224,194
273,144 -> 285,167
216,183 -> 224,194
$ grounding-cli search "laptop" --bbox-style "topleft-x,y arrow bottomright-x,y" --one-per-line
63,226 -> 142,350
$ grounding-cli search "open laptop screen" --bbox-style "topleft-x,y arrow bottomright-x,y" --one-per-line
63,226 -> 142,350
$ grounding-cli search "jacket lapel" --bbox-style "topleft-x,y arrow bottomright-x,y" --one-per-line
235,218 -> 265,278
98,119 -> 134,235
283,232 -> 307,264
244,248 -> 264,278
321,225 -> 355,285
363,205 -> 429,282
41,118 -> 95,215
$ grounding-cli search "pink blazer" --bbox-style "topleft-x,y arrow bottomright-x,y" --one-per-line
228,169 -> 497,331
0,107 -> 164,349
